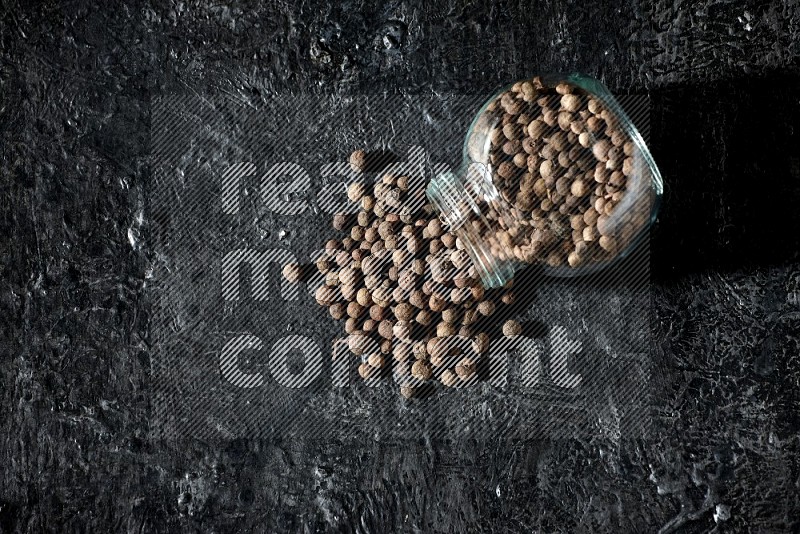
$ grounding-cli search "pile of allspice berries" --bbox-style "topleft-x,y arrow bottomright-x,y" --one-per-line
468,76 -> 654,269
282,149 -> 522,399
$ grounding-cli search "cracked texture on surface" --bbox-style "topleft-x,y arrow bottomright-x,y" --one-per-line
1,1 -> 799,532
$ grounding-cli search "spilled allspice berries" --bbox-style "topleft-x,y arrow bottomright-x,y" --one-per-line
282,150 -> 520,399
471,77 -> 655,269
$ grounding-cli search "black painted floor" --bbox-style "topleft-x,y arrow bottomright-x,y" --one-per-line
1,1 -> 799,532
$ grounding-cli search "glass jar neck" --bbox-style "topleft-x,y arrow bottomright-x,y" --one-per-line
427,168 -> 516,288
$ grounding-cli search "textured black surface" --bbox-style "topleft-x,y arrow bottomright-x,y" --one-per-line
148,91 -> 652,444
2,1 -> 800,532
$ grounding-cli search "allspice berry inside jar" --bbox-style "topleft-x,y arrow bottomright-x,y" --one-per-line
427,73 -> 663,288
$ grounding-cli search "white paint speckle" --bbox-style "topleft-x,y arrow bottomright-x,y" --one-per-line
127,227 -> 137,249
714,503 -> 731,523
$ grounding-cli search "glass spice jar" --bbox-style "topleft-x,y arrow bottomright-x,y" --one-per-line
426,73 -> 663,288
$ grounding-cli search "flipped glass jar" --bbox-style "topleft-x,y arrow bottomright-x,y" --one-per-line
427,73 -> 663,288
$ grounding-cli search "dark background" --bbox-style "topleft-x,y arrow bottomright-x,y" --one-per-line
2,1 -> 800,532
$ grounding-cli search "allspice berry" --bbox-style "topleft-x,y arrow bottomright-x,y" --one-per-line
426,218 -> 443,238
609,170 -> 625,188
502,319 -> 522,337
391,287 -> 406,305
315,286 -> 338,306
406,236 -> 421,254
344,317 -> 358,334
556,82 -> 573,95
383,188 -> 401,208
400,385 -> 416,399
393,342 -> 411,362
441,308 -> 459,325
583,208 -> 600,226
472,332 -> 490,354
412,341 -> 428,360
349,150 -> 367,173
352,249 -> 366,262
441,233 -> 456,249
393,321 -> 411,341
450,250 -> 470,269
378,319 -> 394,339
282,263 -> 302,283
369,304 -> 385,321
339,266 -> 356,286
470,285 -> 485,301
335,251 -> 350,267
557,111 -> 573,131
411,360 -> 433,381
430,350 -> 446,368
622,157 -> 634,177
394,302 -> 414,321
329,302 -> 346,320
347,182 -> 365,203
461,309 -> 478,326
425,337 -> 442,359
454,358 -> 476,379
596,214 -> 612,235
477,300 -> 495,316
571,179 -> 588,197
429,295 -> 446,312
391,248 -> 408,267
527,119 -> 546,138
378,220 -> 394,240
348,333 -> 368,355
497,161 -> 516,179
592,140 -> 611,162
409,290 -> 426,309
398,269 -> 416,290
356,288 -> 372,307
347,301 -> 364,319
332,213 -> 349,231
416,309 -> 433,326
368,353 -> 386,369
436,322 -> 456,338
453,276 -> 471,289
561,93 -> 581,112
599,235 -> 617,252
372,287 -> 391,308
364,274 -> 380,290
440,369 -> 458,387
540,159 -> 554,180
358,362 -> 373,379
363,227 -> 378,243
